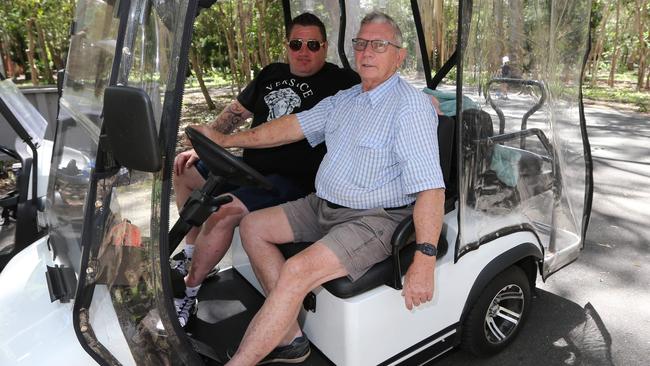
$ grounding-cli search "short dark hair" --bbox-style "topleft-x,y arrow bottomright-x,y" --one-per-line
287,13 -> 327,42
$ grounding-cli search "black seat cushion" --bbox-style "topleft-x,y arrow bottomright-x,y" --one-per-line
0,191 -> 19,208
437,115 -> 457,212
278,238 -> 448,299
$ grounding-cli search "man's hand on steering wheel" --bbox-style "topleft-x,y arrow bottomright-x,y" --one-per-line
174,149 -> 199,176
182,125 -> 274,191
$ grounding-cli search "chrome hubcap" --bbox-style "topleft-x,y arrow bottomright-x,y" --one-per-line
484,284 -> 525,344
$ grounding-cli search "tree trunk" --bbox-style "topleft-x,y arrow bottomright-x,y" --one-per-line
419,0 -> 444,71
324,0 -> 340,59
634,0 -> 648,90
237,0 -> 252,84
256,0 -> 269,67
226,32 -> 241,93
0,39 -> 7,78
626,47 -> 636,71
46,37 -> 65,70
433,0 -> 445,69
34,19 -> 54,84
2,34 -> 17,79
589,3 -> 611,87
494,0 -> 504,71
216,2 -> 241,93
508,0 -> 525,76
419,0 -> 434,70
26,19 -> 40,86
346,2 -> 361,57
190,46 -> 216,110
608,1 -> 621,87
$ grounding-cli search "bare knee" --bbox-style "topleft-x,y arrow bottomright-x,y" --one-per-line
204,208 -> 244,233
276,244 -> 348,293
173,166 -> 204,199
277,256 -> 312,293
241,206 -> 294,253
240,212 -> 265,250
283,256 -> 310,278
174,169 -> 194,191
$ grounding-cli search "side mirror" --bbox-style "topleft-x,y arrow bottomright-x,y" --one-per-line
103,86 -> 161,172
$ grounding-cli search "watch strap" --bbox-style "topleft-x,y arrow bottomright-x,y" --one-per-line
415,242 -> 437,257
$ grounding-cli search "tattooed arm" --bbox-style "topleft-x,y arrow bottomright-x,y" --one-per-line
175,101 -> 253,175
209,100 -> 254,134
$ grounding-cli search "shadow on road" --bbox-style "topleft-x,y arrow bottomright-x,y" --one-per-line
436,289 -> 614,366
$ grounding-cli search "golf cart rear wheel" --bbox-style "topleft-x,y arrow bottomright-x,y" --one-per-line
462,265 -> 531,357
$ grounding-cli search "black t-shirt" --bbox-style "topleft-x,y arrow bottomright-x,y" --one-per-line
237,62 -> 360,192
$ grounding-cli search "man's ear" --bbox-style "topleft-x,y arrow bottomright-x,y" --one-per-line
397,47 -> 407,67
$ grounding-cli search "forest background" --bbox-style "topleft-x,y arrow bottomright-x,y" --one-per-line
0,0 -> 648,112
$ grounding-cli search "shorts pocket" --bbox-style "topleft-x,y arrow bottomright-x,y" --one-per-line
348,216 -> 393,274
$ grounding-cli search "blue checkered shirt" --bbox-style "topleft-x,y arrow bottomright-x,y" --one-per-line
297,73 -> 445,209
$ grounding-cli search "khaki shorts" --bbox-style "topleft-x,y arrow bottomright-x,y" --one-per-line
281,193 -> 412,281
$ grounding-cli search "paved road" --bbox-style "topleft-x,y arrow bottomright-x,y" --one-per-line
436,102 -> 650,365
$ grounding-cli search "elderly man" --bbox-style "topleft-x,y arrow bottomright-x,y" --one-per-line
197,11 -> 445,365
171,13 -> 359,327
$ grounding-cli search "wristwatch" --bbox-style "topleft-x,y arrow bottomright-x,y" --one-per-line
415,242 -> 438,257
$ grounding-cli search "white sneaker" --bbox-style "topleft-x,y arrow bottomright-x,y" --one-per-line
170,249 -> 219,278
170,250 -> 191,276
174,294 -> 197,328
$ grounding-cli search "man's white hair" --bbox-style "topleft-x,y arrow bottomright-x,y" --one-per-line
360,11 -> 403,46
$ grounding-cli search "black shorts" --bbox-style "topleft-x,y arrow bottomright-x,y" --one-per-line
195,159 -> 309,212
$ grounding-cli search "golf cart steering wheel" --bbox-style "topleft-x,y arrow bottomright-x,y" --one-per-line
185,126 -> 274,191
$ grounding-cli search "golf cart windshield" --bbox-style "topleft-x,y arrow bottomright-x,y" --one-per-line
47,0 -> 123,276
457,0 -> 592,275
48,0 -> 198,364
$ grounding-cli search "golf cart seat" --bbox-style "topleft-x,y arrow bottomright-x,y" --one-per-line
278,227 -> 449,299
0,185 -> 19,227
279,115 -> 457,299
463,107 -> 555,211
0,190 -> 19,217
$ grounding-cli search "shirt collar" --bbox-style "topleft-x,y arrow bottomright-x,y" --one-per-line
363,73 -> 400,107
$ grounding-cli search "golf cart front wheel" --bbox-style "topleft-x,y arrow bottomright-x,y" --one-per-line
461,265 -> 531,357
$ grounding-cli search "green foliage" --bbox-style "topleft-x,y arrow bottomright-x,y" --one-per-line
0,0 -> 74,84
191,0 -> 284,89
588,0 -> 649,90
2,0 -> 647,107
583,85 -> 650,112
185,70 -> 231,89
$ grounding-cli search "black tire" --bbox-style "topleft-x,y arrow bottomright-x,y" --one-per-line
461,265 -> 531,357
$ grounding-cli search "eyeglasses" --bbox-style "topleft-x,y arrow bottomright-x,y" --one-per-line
351,38 -> 401,53
288,39 -> 325,52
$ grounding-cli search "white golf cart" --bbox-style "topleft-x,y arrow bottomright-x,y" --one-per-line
0,0 -> 593,365
0,77 -> 52,270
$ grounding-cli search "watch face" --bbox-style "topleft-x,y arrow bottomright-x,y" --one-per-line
417,243 -> 437,256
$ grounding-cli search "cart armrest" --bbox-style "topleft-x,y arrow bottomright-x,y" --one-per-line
388,215 -> 448,290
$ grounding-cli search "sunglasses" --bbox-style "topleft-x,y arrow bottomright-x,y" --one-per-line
352,38 -> 402,53
288,39 -> 325,52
